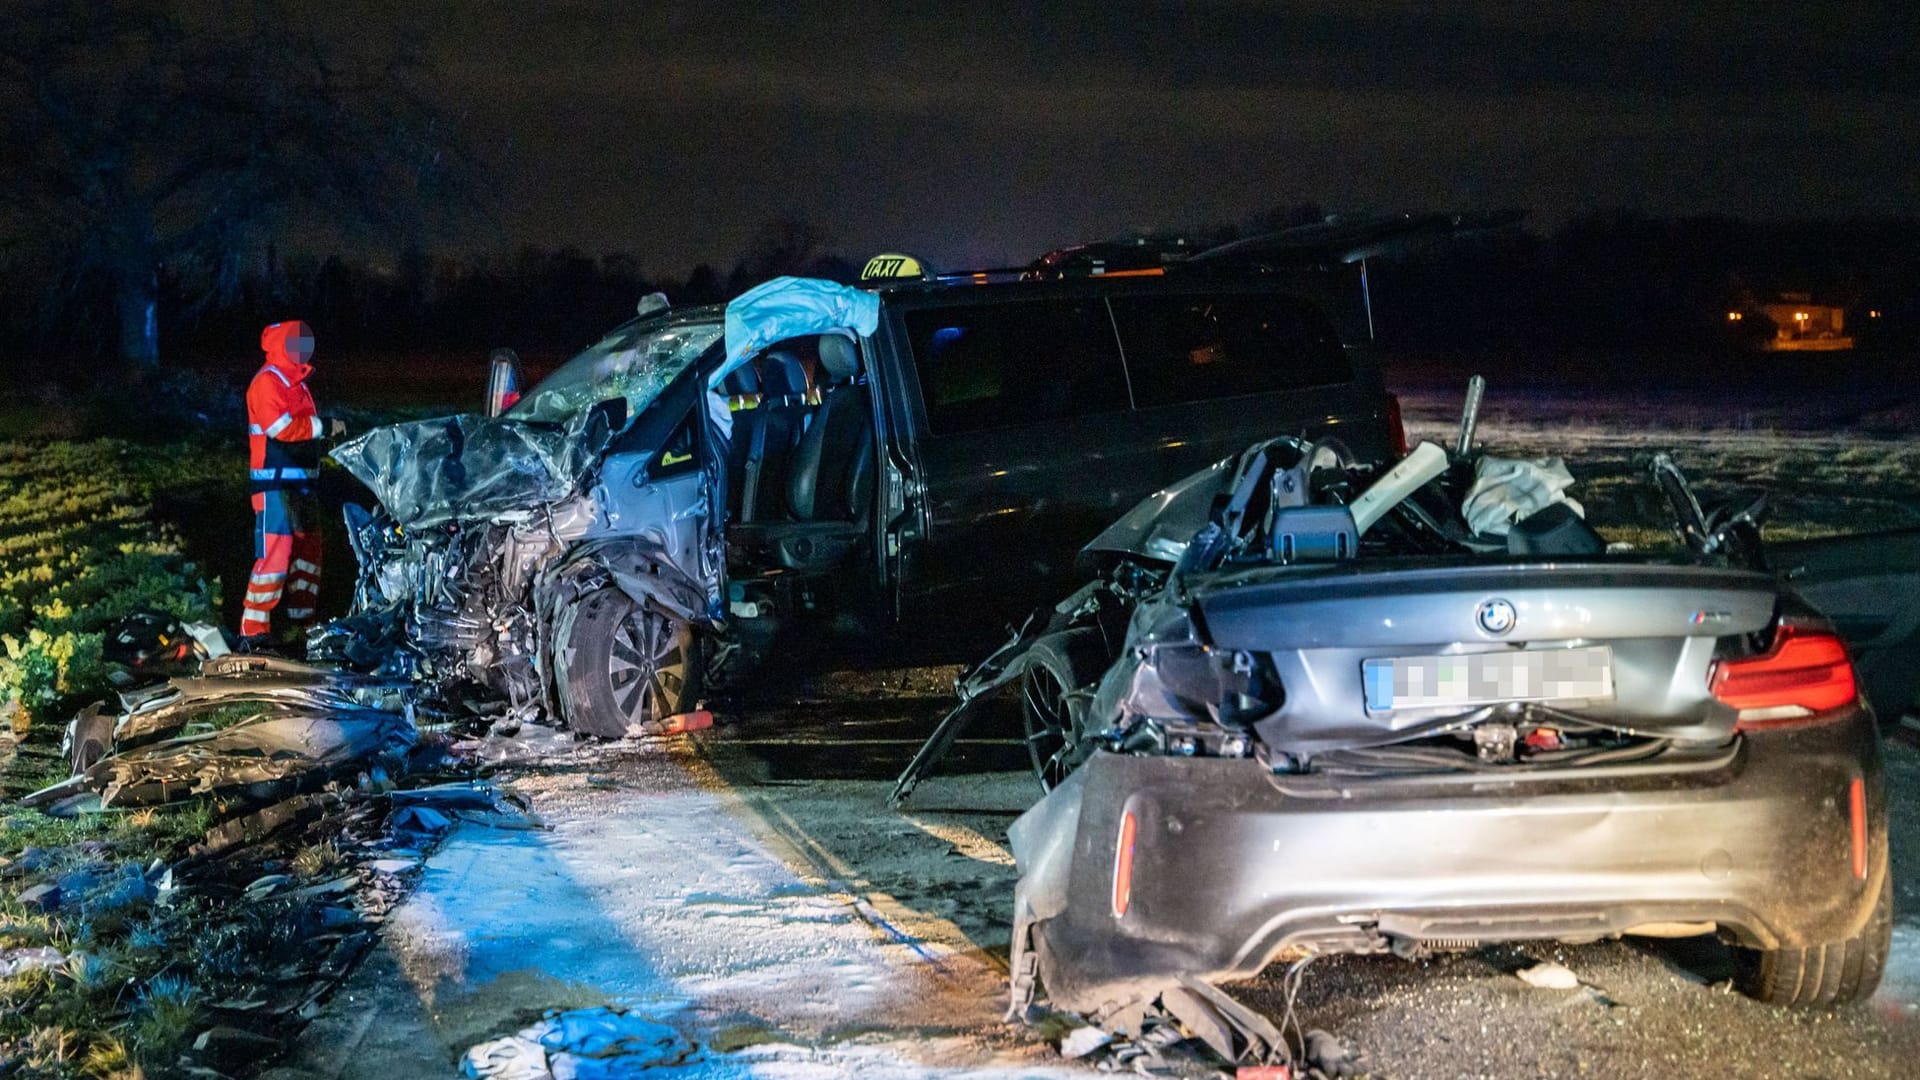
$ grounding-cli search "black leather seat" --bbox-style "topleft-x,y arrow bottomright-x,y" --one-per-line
733,335 -> 874,574
784,335 -> 873,523
733,351 -> 809,524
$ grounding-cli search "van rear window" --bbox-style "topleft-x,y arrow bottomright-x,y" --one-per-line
1110,294 -> 1351,407
904,299 -> 1129,435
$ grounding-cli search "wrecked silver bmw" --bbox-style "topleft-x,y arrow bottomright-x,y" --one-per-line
902,396 -> 1904,1025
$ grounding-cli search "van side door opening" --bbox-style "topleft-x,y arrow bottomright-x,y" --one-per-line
721,332 -> 887,625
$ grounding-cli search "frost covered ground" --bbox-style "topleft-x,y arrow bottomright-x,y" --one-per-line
271,686 -> 1091,1079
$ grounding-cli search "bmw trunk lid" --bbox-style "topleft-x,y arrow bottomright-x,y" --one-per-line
1188,560 -> 1780,755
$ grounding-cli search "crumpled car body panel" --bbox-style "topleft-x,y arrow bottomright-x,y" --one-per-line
323,277 -> 881,734
331,414 -> 590,531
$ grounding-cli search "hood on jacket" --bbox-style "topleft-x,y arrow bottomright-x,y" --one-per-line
261,321 -> 316,376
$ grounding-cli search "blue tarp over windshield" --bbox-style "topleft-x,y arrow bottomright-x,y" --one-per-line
717,276 -> 881,386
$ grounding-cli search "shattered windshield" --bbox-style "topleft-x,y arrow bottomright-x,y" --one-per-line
508,318 -> 724,425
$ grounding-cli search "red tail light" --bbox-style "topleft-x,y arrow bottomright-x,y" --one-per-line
1112,809 -> 1137,918
1711,625 -> 1857,728
1384,393 -> 1408,457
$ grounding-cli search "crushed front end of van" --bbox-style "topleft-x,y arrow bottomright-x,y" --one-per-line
314,277 -> 879,737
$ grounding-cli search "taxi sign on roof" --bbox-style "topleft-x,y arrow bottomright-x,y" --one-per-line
860,252 -> 929,281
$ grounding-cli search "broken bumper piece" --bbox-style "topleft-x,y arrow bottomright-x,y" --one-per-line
35,664 -> 417,809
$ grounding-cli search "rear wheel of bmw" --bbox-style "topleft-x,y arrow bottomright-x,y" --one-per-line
1019,629 -> 1109,792
1736,871 -> 1891,1006
560,589 -> 700,738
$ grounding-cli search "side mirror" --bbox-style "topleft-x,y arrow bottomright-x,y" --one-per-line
485,348 -> 523,417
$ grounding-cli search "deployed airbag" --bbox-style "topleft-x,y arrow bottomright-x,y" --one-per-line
719,276 -> 881,381
1463,455 -> 1584,537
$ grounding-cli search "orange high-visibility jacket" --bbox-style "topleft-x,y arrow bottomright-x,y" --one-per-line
247,322 -> 325,494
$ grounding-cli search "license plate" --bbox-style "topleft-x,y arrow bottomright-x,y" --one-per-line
1362,646 -> 1615,713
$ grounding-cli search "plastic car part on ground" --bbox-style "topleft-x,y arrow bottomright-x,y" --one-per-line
461,1007 -> 700,1079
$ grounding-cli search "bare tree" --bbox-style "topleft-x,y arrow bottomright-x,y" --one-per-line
0,0 -> 468,367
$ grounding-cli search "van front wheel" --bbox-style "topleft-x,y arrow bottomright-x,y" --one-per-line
559,589 -> 700,737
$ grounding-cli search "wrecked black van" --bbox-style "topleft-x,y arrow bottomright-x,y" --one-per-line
319,240 -> 1407,736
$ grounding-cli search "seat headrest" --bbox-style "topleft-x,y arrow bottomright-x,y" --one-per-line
757,350 -> 809,398
722,364 -> 759,397
817,334 -> 861,383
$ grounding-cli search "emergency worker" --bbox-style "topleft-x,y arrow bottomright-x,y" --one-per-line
240,321 -> 344,649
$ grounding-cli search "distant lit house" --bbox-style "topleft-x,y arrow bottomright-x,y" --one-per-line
1726,290 -> 1857,351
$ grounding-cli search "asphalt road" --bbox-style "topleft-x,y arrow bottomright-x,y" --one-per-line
279,668 -> 1920,1079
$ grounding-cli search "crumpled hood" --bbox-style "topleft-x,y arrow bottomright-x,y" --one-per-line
331,413 -> 590,529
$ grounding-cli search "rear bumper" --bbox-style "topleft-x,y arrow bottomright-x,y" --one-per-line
1008,711 -> 1888,1013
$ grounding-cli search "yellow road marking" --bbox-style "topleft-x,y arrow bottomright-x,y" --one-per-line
901,817 -> 1016,867
667,736 -> 1011,977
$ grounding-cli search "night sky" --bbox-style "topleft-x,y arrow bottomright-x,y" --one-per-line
308,1 -> 1920,273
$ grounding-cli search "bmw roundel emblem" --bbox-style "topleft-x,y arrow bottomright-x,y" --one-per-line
1476,598 -> 1517,636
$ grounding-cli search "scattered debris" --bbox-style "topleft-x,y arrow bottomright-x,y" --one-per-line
464,1034 -> 550,1080
0,946 -> 65,978
1516,960 -> 1582,990
1058,1024 -> 1111,1059
460,1007 -> 700,1079
460,723 -> 581,765
1301,1028 -> 1370,1078
81,710 -> 414,807
192,1025 -> 283,1072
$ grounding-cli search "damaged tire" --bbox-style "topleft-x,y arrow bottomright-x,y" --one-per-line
1021,629 -> 1109,792
559,589 -> 700,738
1736,872 -> 1891,1006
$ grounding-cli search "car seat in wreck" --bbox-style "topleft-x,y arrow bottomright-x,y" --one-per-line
731,349 -> 812,526
731,333 -> 875,574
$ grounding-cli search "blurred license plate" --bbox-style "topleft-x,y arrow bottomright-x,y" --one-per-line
1363,647 -> 1614,713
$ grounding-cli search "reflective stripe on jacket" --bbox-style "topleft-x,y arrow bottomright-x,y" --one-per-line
247,327 -> 324,494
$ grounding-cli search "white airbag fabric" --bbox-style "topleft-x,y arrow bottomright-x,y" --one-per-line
1463,455 -> 1584,536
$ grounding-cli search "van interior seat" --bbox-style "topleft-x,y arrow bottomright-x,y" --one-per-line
733,350 -> 810,524
786,334 -> 873,523
730,334 -> 875,575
